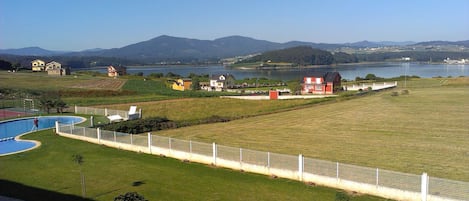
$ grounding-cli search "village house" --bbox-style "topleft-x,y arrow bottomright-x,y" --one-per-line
172,78 -> 192,91
31,59 -> 46,72
45,61 -> 61,71
302,72 -> 342,95
209,74 -> 235,91
108,65 -> 127,77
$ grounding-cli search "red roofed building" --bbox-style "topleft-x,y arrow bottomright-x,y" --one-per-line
302,72 -> 341,94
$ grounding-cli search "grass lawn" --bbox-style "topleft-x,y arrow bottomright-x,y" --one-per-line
154,77 -> 469,181
0,130 -> 388,201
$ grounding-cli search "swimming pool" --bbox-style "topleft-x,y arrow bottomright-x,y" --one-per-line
0,116 -> 85,156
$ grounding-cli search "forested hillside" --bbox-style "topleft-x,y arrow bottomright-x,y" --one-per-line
238,46 -> 357,65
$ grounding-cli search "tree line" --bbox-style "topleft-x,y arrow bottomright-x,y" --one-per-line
238,46 -> 357,65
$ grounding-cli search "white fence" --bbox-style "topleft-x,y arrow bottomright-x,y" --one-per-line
74,106 -> 130,120
56,122 -> 469,201
345,82 -> 398,91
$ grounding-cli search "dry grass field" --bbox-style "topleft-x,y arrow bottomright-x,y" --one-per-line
0,71 -> 126,91
151,77 -> 469,181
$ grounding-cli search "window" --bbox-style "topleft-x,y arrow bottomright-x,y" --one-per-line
315,84 -> 322,91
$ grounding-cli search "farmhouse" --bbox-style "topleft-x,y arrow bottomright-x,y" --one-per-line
302,72 -> 341,94
45,61 -> 61,71
172,78 -> 192,91
108,65 -> 127,77
31,59 -> 46,71
209,74 -> 235,91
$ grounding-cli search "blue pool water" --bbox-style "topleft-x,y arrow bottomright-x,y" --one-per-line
0,116 -> 84,155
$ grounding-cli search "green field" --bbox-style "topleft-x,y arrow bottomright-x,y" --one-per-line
0,130 -> 387,201
1,71 -> 468,200
153,78 -> 469,181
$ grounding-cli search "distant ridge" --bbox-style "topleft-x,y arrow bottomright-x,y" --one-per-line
414,40 -> 469,48
0,47 -> 67,56
1,36 -> 467,62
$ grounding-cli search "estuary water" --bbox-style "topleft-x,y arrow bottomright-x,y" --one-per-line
85,62 -> 468,81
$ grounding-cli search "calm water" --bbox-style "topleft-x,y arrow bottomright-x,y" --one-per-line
85,63 -> 468,81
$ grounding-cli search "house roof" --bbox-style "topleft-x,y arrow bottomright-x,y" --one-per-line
31,59 -> 45,63
324,72 -> 341,82
210,74 -> 234,81
303,72 -> 341,83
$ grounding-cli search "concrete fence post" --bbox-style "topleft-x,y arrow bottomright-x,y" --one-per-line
147,133 -> 152,153
212,142 -> 217,165
55,121 -> 59,134
189,140 -> 192,155
130,134 -> 133,145
240,148 -> 243,170
336,162 -> 340,181
376,168 -> 379,187
267,152 -> 271,168
421,172 -> 428,201
74,105 -> 77,114
298,154 -> 304,181
97,127 -> 101,144
90,116 -> 94,127
169,137 -> 172,152
113,131 -> 116,142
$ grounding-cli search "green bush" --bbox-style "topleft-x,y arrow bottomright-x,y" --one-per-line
98,117 -> 177,133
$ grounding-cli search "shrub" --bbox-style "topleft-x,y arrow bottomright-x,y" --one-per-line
98,117 -> 177,133
401,89 -> 410,95
391,91 -> 399,96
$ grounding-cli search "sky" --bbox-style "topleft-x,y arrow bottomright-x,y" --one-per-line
1,0 -> 468,51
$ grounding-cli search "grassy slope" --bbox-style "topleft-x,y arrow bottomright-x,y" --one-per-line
154,78 -> 469,181
0,130 -> 387,201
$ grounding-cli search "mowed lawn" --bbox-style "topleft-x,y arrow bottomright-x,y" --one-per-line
155,78 -> 469,181
0,130 -> 387,201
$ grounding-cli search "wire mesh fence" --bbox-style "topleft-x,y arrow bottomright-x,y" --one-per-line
74,106 -> 128,118
378,169 -> 421,192
171,138 -> 191,153
217,145 -> 240,162
56,122 -> 469,201
429,176 -> 469,200
241,148 -> 268,167
304,158 -> 338,178
190,140 -> 212,156
269,152 -> 297,171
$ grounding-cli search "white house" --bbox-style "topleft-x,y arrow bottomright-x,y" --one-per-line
45,61 -> 62,71
209,74 -> 235,91
31,59 -> 45,72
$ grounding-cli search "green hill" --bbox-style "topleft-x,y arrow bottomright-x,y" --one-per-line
238,46 -> 356,66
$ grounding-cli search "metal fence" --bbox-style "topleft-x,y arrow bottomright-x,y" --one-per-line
56,122 -> 469,201
74,106 -> 129,119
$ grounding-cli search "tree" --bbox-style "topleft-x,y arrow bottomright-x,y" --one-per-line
114,192 -> 147,201
72,154 -> 86,197
191,77 -> 200,90
38,96 -> 55,114
38,92 -> 67,114
55,99 -> 68,113
0,59 -> 12,70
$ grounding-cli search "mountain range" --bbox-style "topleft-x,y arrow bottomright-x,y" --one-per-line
1,35 -> 468,63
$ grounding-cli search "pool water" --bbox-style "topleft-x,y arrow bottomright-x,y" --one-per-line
0,116 -> 84,155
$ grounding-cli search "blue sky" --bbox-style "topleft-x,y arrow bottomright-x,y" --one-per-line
1,0 -> 468,51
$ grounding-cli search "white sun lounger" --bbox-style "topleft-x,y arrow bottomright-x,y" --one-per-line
107,105 -> 140,123
107,114 -> 124,123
